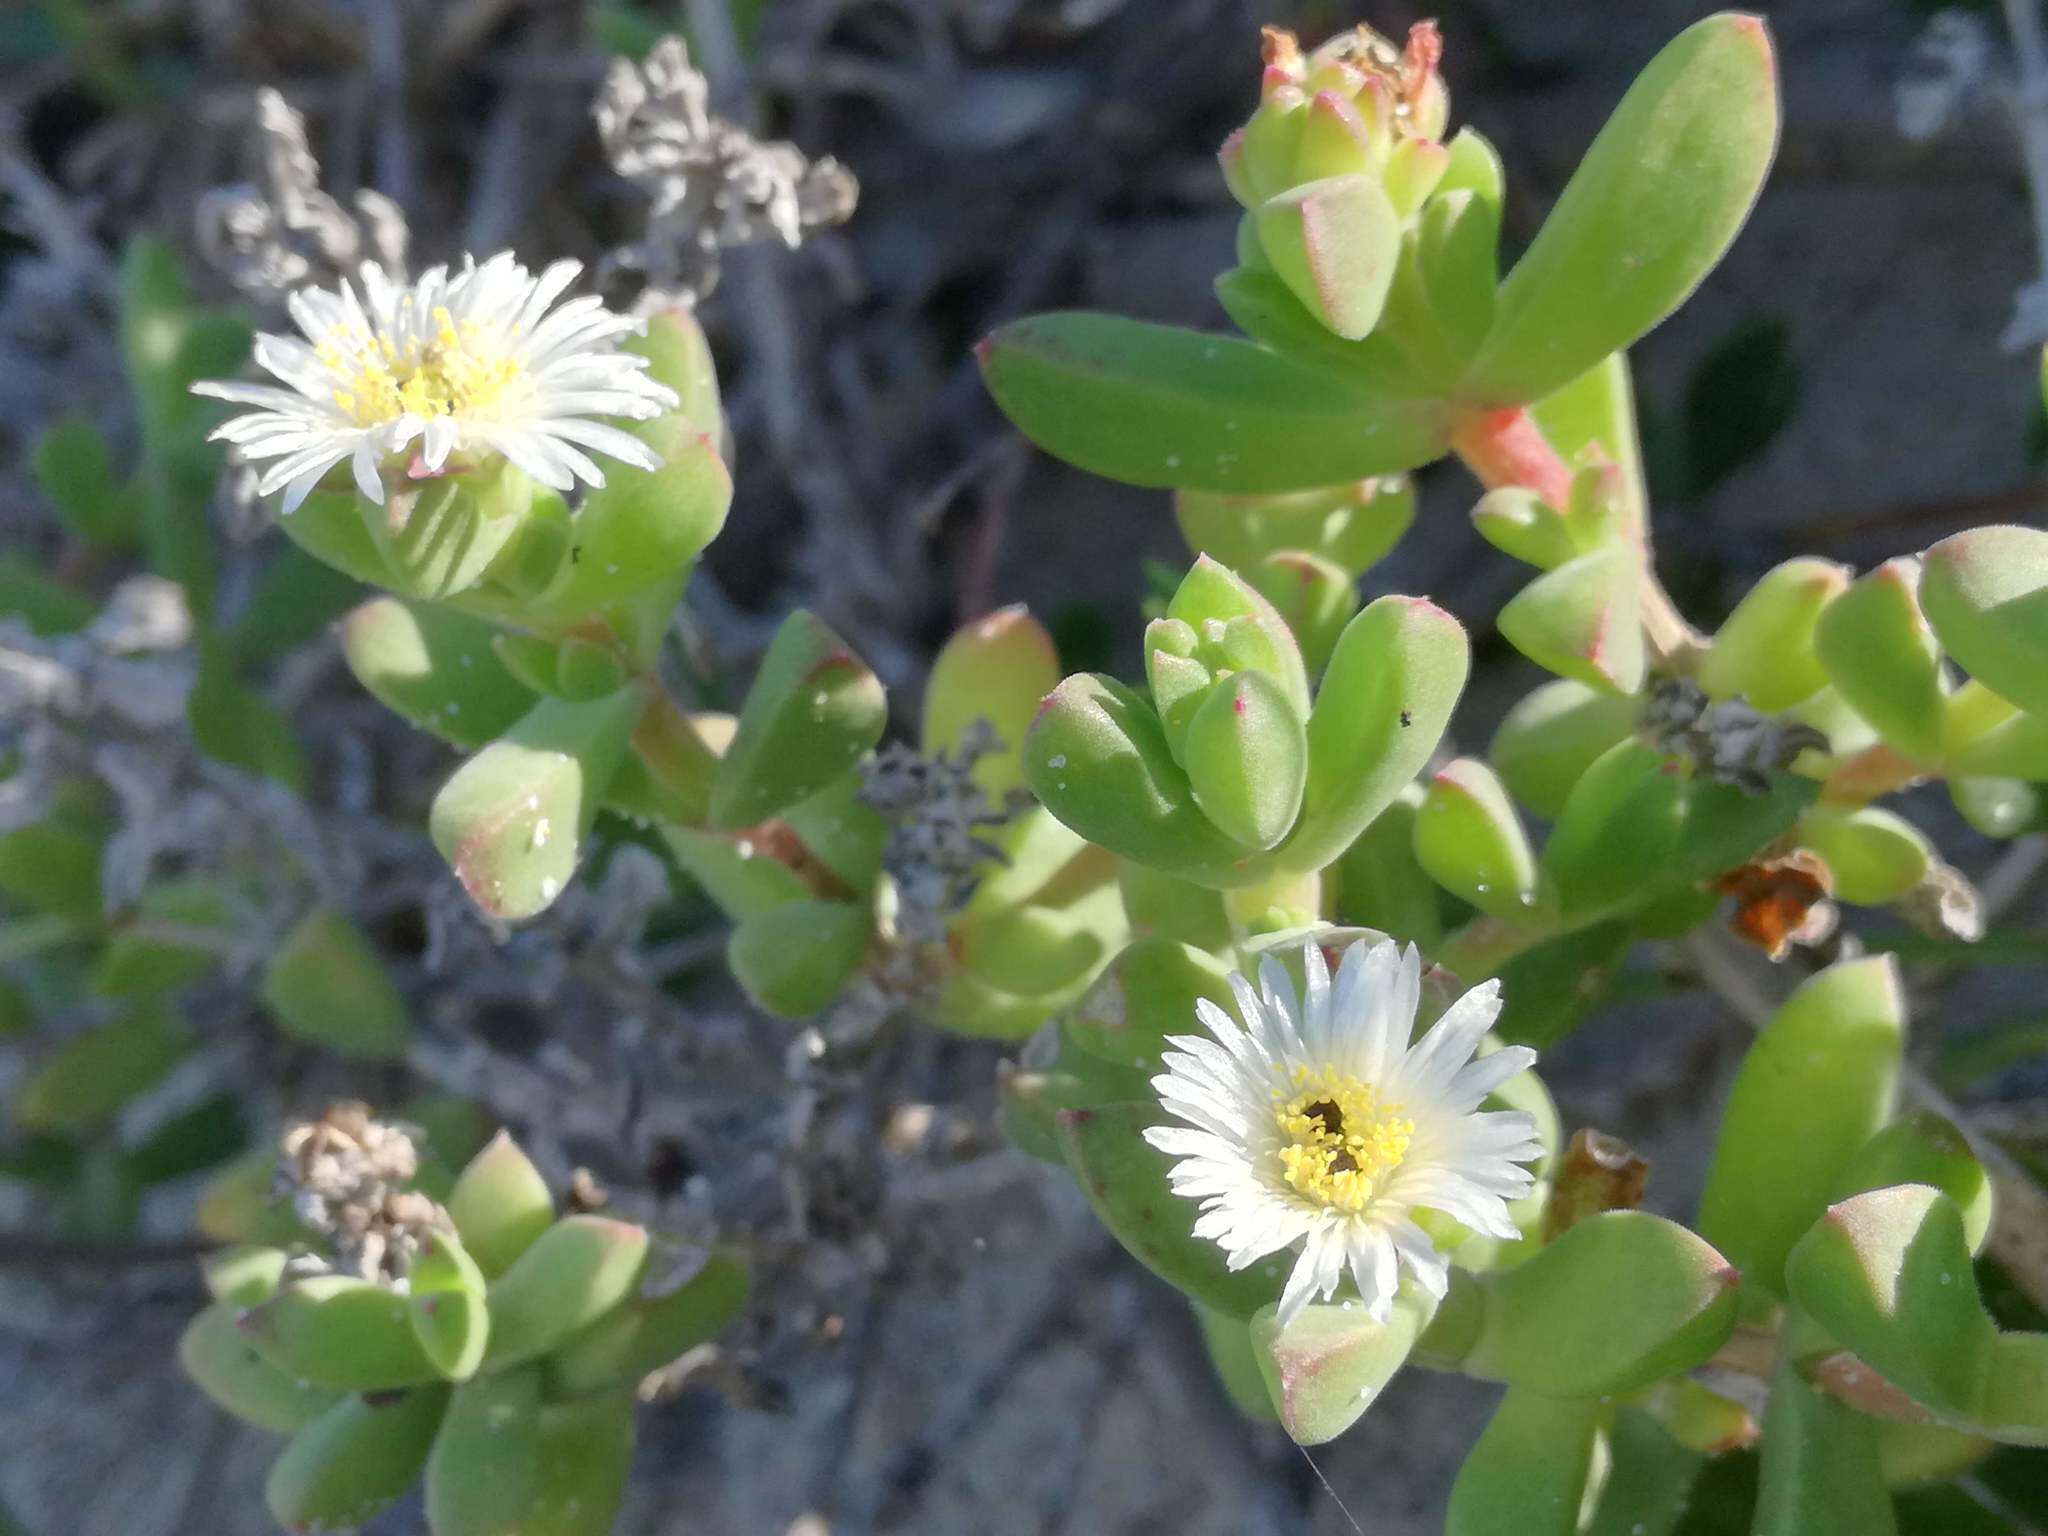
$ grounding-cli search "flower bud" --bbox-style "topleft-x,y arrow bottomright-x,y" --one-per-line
1166,556 -> 1311,714
1181,670 -> 1310,850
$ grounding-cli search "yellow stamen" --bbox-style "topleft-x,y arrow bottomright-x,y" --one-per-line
1274,1064 -> 1413,1212
325,310 -> 523,428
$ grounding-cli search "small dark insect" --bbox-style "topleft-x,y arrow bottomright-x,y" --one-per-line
1399,709 -> 1413,727
1328,1150 -> 1360,1174
571,545 -> 583,563
1302,1099 -> 1344,1135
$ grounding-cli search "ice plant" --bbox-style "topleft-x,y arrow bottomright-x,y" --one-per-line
194,252 -> 678,509
1145,938 -> 1540,1325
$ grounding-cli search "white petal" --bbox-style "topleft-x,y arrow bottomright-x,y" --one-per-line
1397,978 -> 1503,1098
1345,1222 -> 1399,1323
1275,1226 -> 1347,1327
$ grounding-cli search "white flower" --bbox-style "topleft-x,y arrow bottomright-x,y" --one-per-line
193,253 -> 679,512
1144,937 -> 1542,1328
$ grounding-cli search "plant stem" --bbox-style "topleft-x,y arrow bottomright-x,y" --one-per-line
1447,407 -> 1575,506
630,686 -> 720,826
1449,405 -> 1705,671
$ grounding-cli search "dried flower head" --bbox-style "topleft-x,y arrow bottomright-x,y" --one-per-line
595,36 -> 858,303
278,1102 -> 451,1283
196,87 -> 409,305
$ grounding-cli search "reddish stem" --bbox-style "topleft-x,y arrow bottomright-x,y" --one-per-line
1447,407 -> 1575,507
1449,404 -> 1704,668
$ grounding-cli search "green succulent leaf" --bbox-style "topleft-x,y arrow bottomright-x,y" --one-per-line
178,1301 -> 342,1433
260,905 -> 411,1059
1797,805 -> 1930,907
1456,1211 -> 1740,1396
628,306 -> 724,440
1832,1113 -> 1992,1255
1921,525 -> 2048,718
0,557 -> 95,636
1022,673 -> 1257,887
709,611 -> 886,830
1528,353 -> 1650,528
1446,1388 -> 1608,1536
1540,740 -> 1815,920
1488,678 -> 1643,820
1057,1101 -> 1285,1319
1581,1409 -> 1703,1536
922,604 -> 1062,800
1413,758 -> 1541,919
726,898 -> 870,1018
242,1275 -> 444,1391
446,1131 -> 555,1279
1250,1289 -> 1439,1445
264,1385 -> 448,1534
481,1215 -> 651,1371
1063,937 -> 1239,1073
1497,545 -> 1646,695
1753,1357 -> 1898,1536
338,597 -> 540,747
1181,670 -> 1309,851
545,1249 -> 748,1396
1785,1186 -> 2032,1439
1333,787 -> 1444,949
202,1245 -> 289,1308
1175,477 -> 1415,581
521,423 -> 730,623
1699,557 -> 1848,712
409,1230 -> 491,1382
1253,174 -> 1401,341
93,876 -> 231,999
978,312 -> 1451,493
1698,956 -> 1904,1298
1289,595 -> 1471,875
1815,557 -> 1947,762
32,414 -> 133,548
14,1003 -> 192,1134
430,688 -> 644,920
1195,1303 -> 1280,1423
427,1369 -> 634,1536
187,639 -> 307,791
1463,14 -> 1780,405
1248,551 -> 1359,675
